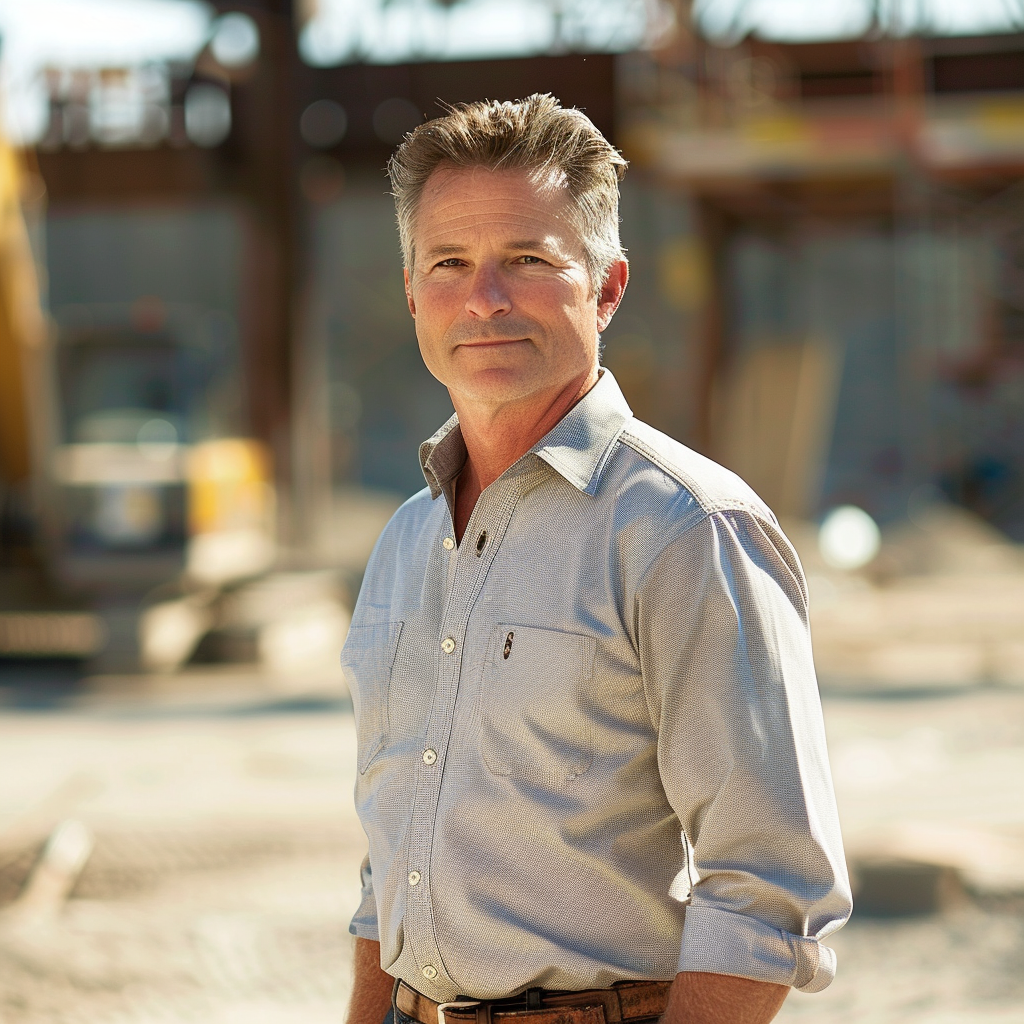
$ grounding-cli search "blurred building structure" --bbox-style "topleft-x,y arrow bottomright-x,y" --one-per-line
4,0 -> 1024,672
0,0 -> 629,670
618,26 -> 1024,534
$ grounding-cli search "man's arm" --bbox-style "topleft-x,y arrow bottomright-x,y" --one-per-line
347,938 -> 395,1024
636,510 -> 852,993
662,972 -> 788,1024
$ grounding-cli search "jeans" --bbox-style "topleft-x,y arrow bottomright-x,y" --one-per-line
384,998 -> 418,1024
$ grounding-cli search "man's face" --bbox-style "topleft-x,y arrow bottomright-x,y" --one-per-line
404,165 -> 625,412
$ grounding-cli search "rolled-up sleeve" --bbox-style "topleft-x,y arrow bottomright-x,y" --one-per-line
349,852 -> 380,941
635,508 -> 852,993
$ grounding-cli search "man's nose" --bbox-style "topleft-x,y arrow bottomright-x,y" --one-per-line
464,265 -> 511,319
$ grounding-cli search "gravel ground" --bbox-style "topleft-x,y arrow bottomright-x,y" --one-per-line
0,677 -> 1022,1023
0,845 -> 356,1024
0,688 -> 364,1024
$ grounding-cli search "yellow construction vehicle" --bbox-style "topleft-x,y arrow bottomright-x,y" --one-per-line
0,135 -> 42,515
0,128 -> 277,671
0,130 -> 101,664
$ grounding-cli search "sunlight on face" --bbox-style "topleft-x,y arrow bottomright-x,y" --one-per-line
405,166 -> 617,413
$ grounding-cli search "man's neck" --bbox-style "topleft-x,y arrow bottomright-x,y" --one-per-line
450,366 -> 599,540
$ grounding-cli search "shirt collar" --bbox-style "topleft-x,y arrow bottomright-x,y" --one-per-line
419,413 -> 465,501
419,369 -> 633,500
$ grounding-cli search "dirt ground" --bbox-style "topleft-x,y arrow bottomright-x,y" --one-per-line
0,674 -> 1022,1024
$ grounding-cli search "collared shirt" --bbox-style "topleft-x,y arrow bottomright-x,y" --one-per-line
344,370 -> 851,1002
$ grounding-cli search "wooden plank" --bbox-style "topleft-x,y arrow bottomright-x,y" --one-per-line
712,336 -> 839,518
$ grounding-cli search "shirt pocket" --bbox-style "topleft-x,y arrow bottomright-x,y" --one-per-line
479,623 -> 597,785
341,621 -> 403,774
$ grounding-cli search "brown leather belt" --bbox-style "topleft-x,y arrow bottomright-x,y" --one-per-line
396,979 -> 671,1024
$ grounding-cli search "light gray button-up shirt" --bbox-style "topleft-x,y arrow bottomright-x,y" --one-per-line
344,370 -> 851,1001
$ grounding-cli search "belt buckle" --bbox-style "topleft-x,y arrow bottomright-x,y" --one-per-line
437,1000 -> 482,1024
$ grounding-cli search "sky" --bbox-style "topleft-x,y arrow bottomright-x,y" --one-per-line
1,0 -> 1021,142
0,0 -> 212,142
298,0 -> 658,66
694,0 -> 1024,41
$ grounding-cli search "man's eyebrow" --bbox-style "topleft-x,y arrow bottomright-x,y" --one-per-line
421,244 -> 466,260
507,239 -> 557,252
420,238 -> 567,261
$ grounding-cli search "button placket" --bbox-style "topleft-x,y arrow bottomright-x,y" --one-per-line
443,526 -> 460,592
403,481 -> 521,990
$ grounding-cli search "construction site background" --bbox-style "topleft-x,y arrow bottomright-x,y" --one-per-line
1,2 -> 1023,1021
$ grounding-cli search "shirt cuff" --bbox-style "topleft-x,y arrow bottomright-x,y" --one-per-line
679,905 -> 837,993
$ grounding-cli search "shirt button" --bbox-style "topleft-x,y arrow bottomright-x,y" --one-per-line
422,964 -> 438,981
441,637 -> 456,654
408,870 -> 421,886
422,748 -> 437,765
442,537 -> 455,550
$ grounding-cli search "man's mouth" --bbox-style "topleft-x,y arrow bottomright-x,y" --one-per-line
458,338 -> 528,348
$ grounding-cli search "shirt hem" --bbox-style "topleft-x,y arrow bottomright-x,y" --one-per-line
349,919 -> 381,942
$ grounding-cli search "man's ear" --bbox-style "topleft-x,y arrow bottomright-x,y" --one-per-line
596,259 -> 628,333
404,267 -> 416,318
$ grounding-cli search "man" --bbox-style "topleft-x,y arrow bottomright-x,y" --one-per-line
341,94 -> 851,1024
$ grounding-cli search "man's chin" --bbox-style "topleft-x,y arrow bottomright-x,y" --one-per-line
453,367 -> 544,406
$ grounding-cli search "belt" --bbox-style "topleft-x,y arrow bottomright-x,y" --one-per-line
396,980 -> 671,1024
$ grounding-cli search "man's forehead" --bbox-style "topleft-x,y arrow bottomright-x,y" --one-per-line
409,164 -> 586,267
414,166 -> 576,251
421,163 -> 570,205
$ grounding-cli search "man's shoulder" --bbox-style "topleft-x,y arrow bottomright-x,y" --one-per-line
381,485 -> 437,535
365,485 -> 439,561
614,417 -> 774,524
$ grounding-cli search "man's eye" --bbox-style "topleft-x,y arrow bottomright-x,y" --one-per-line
516,255 -> 546,265
435,258 -> 464,268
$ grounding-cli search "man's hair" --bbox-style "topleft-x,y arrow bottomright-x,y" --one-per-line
388,93 -> 627,285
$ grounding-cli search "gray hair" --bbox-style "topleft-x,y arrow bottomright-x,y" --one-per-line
387,93 -> 627,286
